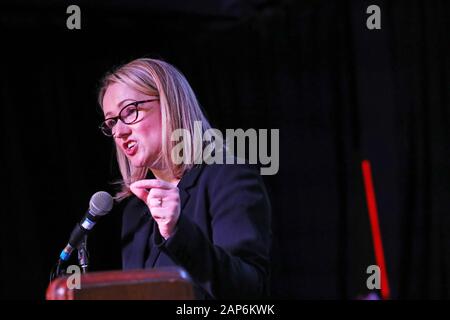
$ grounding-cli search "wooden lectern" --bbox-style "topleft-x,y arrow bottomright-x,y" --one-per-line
46,267 -> 195,300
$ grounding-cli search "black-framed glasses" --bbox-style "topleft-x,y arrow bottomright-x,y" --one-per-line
99,98 -> 159,137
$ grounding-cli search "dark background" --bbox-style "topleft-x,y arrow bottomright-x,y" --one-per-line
0,0 -> 449,299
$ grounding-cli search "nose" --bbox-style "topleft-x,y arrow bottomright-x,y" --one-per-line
113,119 -> 131,139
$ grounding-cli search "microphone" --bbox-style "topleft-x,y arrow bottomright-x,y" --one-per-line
59,191 -> 114,262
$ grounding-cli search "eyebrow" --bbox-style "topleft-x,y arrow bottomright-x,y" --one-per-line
104,99 -> 137,118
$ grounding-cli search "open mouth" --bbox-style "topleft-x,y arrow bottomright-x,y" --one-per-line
123,140 -> 138,155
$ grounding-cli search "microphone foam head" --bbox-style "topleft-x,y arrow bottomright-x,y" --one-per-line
89,191 -> 114,216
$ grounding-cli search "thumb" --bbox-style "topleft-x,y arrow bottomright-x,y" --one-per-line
130,182 -> 149,203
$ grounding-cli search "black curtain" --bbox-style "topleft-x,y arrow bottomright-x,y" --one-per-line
0,0 -> 448,299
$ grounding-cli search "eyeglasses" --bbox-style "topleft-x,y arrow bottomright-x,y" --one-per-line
99,98 -> 159,137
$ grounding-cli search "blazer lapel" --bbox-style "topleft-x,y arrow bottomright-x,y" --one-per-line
177,164 -> 204,209
179,188 -> 190,212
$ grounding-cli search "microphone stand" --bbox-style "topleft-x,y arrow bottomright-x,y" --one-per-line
77,234 -> 89,274
49,235 -> 89,283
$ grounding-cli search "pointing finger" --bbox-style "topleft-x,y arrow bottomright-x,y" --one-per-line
131,179 -> 177,190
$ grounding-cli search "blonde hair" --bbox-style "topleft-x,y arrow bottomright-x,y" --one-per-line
98,58 -> 213,200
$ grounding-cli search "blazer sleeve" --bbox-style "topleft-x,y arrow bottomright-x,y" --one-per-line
156,164 -> 272,299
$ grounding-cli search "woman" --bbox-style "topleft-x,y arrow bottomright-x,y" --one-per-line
98,58 -> 271,299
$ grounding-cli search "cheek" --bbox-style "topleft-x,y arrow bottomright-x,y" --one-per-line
137,118 -> 162,148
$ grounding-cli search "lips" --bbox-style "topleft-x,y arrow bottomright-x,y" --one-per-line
123,140 -> 138,156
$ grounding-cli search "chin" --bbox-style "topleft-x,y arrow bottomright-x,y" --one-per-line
127,156 -> 147,168
130,155 -> 160,169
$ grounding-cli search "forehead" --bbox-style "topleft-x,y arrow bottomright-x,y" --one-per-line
102,82 -> 147,116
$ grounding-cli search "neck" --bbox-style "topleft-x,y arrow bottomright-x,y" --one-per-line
150,168 -> 180,185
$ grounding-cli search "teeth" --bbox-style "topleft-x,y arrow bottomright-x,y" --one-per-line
127,141 -> 136,149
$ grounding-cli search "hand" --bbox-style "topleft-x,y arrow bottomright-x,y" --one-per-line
130,179 -> 180,240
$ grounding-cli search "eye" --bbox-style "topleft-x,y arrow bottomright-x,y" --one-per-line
121,105 -> 138,123
122,105 -> 136,117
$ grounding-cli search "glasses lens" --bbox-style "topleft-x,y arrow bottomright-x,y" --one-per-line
121,105 -> 139,124
100,119 -> 116,136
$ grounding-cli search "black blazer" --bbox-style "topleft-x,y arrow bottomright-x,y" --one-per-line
121,163 -> 271,299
